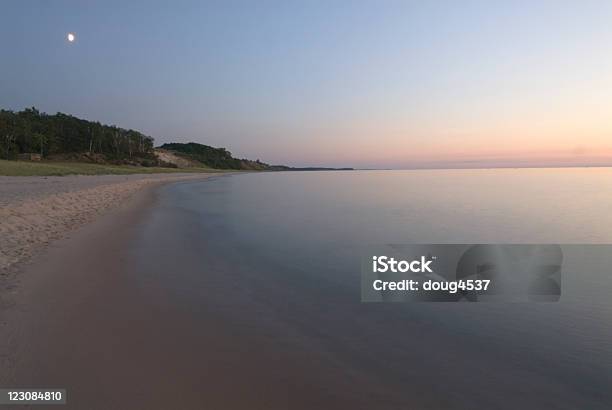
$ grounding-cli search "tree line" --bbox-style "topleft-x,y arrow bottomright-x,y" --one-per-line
0,107 -> 155,162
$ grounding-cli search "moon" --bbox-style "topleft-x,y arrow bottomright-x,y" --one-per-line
67,32 -> 76,43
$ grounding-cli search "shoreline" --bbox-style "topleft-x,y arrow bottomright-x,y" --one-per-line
1,171 -> 611,408
0,173 -> 222,277
0,173 -> 404,409
0,177 -> 178,398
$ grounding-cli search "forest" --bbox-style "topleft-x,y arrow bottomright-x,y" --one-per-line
158,142 -> 274,170
0,107 -> 156,164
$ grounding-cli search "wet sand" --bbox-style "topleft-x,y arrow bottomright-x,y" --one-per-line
0,182 -> 224,409
0,177 -> 393,409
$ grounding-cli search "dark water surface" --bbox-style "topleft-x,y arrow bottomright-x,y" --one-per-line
132,169 -> 612,409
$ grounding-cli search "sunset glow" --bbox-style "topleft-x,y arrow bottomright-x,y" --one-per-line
3,2 -> 612,168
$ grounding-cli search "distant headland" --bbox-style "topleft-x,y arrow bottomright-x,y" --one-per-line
0,107 -> 352,172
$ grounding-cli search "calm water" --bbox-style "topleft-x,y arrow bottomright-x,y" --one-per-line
136,169 -> 612,409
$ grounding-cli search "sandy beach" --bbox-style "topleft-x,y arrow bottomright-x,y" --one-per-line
0,174 -> 397,410
1,172 -> 611,409
0,174 -> 227,409
0,173 -> 369,409
0,173 -> 217,275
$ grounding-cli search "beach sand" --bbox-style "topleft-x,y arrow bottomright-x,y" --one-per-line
0,175 -> 395,410
0,175 -> 227,409
0,174 -> 361,410
0,173 -> 216,275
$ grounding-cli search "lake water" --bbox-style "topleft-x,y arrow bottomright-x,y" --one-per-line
135,169 -> 612,409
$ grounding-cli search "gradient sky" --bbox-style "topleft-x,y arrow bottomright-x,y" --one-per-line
2,0 -> 612,168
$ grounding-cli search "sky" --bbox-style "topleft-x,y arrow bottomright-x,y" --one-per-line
1,0 -> 612,168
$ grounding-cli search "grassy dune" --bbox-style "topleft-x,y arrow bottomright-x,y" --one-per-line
0,160 -> 225,176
